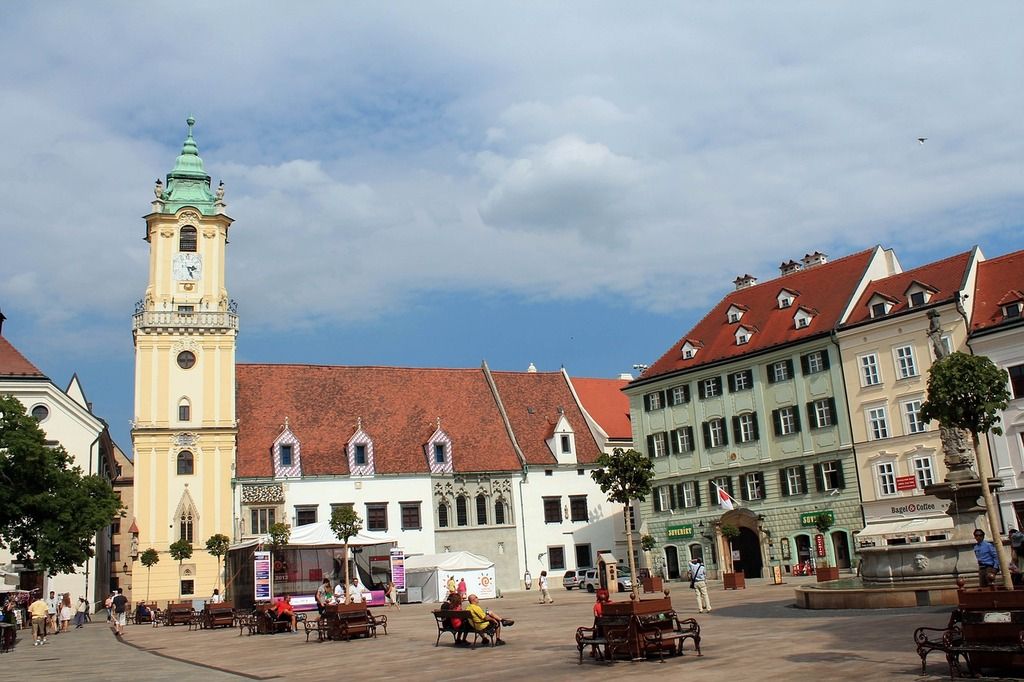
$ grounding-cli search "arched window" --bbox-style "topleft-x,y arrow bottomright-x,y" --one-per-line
177,450 -> 194,475
493,498 -> 507,525
179,511 -> 194,543
456,496 -> 468,527
179,226 -> 197,252
437,502 -> 449,528
475,494 -> 488,525
178,398 -> 191,422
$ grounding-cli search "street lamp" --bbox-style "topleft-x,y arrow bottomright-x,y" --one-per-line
122,562 -> 130,575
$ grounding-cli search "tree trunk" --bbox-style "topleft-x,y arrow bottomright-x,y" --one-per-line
624,503 -> 638,599
343,542 -> 351,603
973,433 -> 1014,589
146,568 -> 151,603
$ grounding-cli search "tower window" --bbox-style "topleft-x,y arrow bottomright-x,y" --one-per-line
179,511 -> 194,543
354,444 -> 367,465
177,351 -> 196,370
178,401 -> 191,422
179,226 -> 197,252
280,444 -> 293,466
177,450 -> 194,475
434,443 -> 445,464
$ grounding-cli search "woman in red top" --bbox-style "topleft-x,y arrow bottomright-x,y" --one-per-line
273,595 -> 297,632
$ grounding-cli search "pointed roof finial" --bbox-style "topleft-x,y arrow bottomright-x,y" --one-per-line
169,116 -> 207,180
436,416 -> 442,430
357,416 -> 363,431
283,416 -> 290,430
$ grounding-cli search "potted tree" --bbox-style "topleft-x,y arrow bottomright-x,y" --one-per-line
814,514 -> 840,582
329,506 -> 363,602
205,533 -> 231,595
168,538 -> 193,601
267,522 -> 291,592
720,524 -> 745,589
639,534 -> 662,592
591,448 -> 654,601
140,548 -> 159,603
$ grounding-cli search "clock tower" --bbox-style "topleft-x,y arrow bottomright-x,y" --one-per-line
131,118 -> 237,601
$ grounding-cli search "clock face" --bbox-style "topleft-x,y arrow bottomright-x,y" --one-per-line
173,253 -> 202,281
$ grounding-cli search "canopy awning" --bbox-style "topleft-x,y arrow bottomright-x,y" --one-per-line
854,516 -> 953,538
229,521 -> 395,551
404,552 -> 494,574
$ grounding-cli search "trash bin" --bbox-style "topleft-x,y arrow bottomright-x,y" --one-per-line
401,587 -> 423,604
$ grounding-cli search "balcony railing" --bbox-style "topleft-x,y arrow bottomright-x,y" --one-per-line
132,305 -> 238,332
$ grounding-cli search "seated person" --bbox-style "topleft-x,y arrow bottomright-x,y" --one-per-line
272,595 -> 297,632
135,601 -> 152,623
210,588 -> 224,604
440,593 -> 471,645
465,594 -> 507,645
593,588 -> 609,619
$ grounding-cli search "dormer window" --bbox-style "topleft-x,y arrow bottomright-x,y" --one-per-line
868,294 -> 896,319
273,424 -> 302,478
347,425 -> 375,476
905,282 -> 936,308
550,414 -> 577,464
426,425 -> 453,473
1004,302 -> 1022,319
777,289 -> 797,309
726,304 -> 746,324
681,340 -> 700,360
793,307 -> 815,330
735,326 -> 752,345
909,291 -> 926,307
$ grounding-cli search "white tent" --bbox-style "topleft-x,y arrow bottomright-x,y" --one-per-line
229,522 -> 395,550
404,551 -> 496,603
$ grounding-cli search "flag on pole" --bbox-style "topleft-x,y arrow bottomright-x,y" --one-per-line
714,481 -> 735,511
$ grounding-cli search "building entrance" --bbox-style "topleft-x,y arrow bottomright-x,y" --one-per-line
732,527 -> 763,578
664,545 -> 680,580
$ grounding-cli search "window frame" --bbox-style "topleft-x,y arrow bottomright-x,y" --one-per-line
400,502 -> 421,530
668,385 -> 690,406
295,505 -> 318,527
705,418 -> 726,448
475,494 -> 488,525
543,497 -> 562,524
280,444 -> 293,467
365,503 -> 388,532
698,377 -> 722,399
902,398 -> 926,434
782,466 -> 806,496
744,472 -> 765,501
729,369 -> 753,392
672,426 -> 694,454
250,507 -> 276,535
548,546 -> 566,571
893,345 -> 919,379
876,461 -> 897,497
569,495 -> 589,522
913,456 -> 935,489
867,405 -> 890,440
768,359 -> 794,383
176,450 -> 194,476
859,353 -> 881,387
1008,364 -> 1024,399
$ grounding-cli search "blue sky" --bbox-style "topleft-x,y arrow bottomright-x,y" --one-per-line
1,2 -> 1022,451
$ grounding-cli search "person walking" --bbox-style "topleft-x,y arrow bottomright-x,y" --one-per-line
385,580 -> 400,609
457,578 -> 467,600
73,597 -> 88,628
29,595 -> 49,646
110,588 -> 129,636
46,590 -> 59,635
538,570 -> 554,604
689,556 -> 711,613
59,593 -> 72,632
973,529 -> 999,587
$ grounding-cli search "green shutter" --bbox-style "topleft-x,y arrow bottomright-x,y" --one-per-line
779,469 -> 790,497
813,463 -> 824,491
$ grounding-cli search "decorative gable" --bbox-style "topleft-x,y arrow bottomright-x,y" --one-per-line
272,420 -> 302,478
726,304 -> 747,324
425,420 -> 453,474
734,325 -> 753,345
777,288 -> 798,309
548,413 -> 577,465
347,418 -> 375,476
793,306 -> 816,329
680,339 -> 702,360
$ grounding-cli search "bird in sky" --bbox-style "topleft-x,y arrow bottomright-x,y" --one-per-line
917,137 -> 927,144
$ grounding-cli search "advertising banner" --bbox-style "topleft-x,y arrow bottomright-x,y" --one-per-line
815,534 -> 826,558
665,524 -> 694,540
895,475 -> 918,491
254,550 -> 272,602
390,548 -> 406,592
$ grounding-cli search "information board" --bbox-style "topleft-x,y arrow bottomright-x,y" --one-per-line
390,548 -> 406,592
895,475 -> 918,491
254,550 -> 272,601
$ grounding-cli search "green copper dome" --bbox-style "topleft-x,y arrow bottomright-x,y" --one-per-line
160,117 -> 217,215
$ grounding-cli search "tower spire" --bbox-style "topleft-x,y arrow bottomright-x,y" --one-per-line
160,116 -> 217,214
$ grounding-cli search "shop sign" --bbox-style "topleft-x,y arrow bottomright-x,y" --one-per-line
800,510 -> 834,528
895,475 -> 918,491
665,524 -> 694,540
815,534 -> 826,558
390,548 -> 406,592
254,550 -> 271,601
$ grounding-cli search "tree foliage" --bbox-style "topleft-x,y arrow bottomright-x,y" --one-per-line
640,534 -> 657,552
205,534 -> 231,558
140,547 -> 160,569
268,522 -> 291,552
919,352 -> 1010,439
169,538 -> 193,563
330,506 -> 362,601
590,448 -> 655,504
0,395 -> 123,575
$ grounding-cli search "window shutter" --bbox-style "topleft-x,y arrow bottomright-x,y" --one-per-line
702,422 -> 711,448
726,476 -> 734,497
785,359 -> 794,378
683,385 -> 691,402
653,488 -> 663,512
647,435 -> 655,457
835,460 -> 846,489
792,407 -> 802,433
731,416 -> 741,442
686,426 -> 695,451
728,373 -> 736,392
798,466 -> 808,494
821,349 -> 831,370
714,377 -> 723,395
806,402 -> 817,429
740,474 -> 749,501
693,482 -> 702,506
772,409 -> 782,436
670,429 -> 680,455
751,412 -> 759,440
708,481 -> 716,505
659,390 -> 668,409
800,354 -> 811,375
644,393 -> 652,411
669,485 -> 677,510
675,483 -> 685,507
828,397 -> 837,423
767,364 -> 777,384
813,463 -> 824,491
779,469 -> 790,497
698,381 -> 707,399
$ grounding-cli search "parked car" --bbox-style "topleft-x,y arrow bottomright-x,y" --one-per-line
579,567 -> 633,593
562,569 -> 581,590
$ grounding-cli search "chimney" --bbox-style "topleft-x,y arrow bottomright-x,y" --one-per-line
617,373 -> 634,381
733,274 -> 758,290
527,362 -> 537,373
801,251 -> 828,268
780,260 -> 802,276
0,309 -> 5,335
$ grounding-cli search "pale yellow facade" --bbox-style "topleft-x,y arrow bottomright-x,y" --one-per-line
130,141 -> 238,604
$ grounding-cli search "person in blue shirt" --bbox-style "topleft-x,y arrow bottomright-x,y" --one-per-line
973,529 -> 999,587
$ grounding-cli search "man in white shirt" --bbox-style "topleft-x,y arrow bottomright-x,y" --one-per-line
334,581 -> 346,602
346,578 -> 368,603
689,557 -> 711,613
538,570 -> 553,604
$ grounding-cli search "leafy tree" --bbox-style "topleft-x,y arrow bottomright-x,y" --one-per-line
140,548 -> 160,602
268,522 -> 291,554
640,534 -> 657,552
329,506 -> 362,602
168,538 -> 193,600
720,524 -> 740,573
920,352 -> 1013,588
0,395 -> 123,575
591,448 -> 655,597
205,533 -> 231,594
814,513 -> 834,569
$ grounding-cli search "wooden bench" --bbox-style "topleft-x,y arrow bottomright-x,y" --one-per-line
433,610 -> 489,648
304,615 -> 328,642
165,603 -> 194,627
368,611 -> 387,636
322,603 -> 372,641
203,603 -> 235,629
575,615 -> 632,664
915,607 -> 1024,678
635,612 -> 702,662
254,605 -> 292,635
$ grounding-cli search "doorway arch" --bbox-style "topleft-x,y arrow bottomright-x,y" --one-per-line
664,545 -> 681,580
831,530 -> 851,569
732,527 -> 764,578
794,534 -> 812,567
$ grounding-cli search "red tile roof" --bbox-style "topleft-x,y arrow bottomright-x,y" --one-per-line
971,249 -> 1024,333
236,365 -> 523,477
571,377 -> 632,441
641,249 -> 877,381
845,251 -> 972,325
0,335 -> 45,378
490,371 -> 604,465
